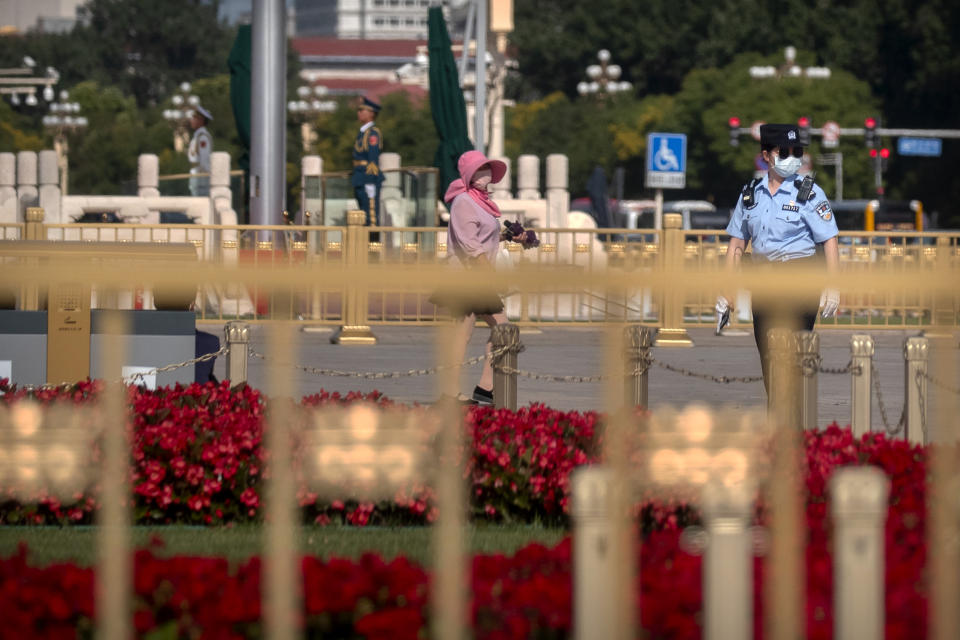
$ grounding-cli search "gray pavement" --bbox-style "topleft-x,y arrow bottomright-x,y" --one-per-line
202,322 -> 957,433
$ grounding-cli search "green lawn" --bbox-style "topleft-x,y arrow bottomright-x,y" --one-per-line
0,525 -> 567,568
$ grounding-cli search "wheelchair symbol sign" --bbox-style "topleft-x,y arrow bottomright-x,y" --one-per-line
646,133 -> 687,189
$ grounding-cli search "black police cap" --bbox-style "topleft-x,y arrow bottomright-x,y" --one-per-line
360,96 -> 381,113
759,123 -> 805,147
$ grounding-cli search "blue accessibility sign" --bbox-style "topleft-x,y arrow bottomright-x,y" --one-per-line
646,132 -> 687,189
897,137 -> 942,157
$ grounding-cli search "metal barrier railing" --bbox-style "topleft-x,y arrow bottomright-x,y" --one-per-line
4,208 -> 960,329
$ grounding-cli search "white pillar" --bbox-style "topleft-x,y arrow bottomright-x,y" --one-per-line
0,153 -> 16,224
379,152 -> 402,229
16,151 -> 38,222
571,466 -> 618,640
137,154 -> 160,198
904,336 -> 928,444
850,334 -> 874,436
490,156 -> 512,201
301,155 -> 322,225
517,154 -> 540,200
702,482 -> 754,640
830,466 -> 889,640
546,153 -> 569,228
38,150 -> 61,224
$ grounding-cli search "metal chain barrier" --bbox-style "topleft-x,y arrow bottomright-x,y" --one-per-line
871,361 -> 904,437
920,370 -> 960,396
491,355 -> 653,384
650,357 -> 764,384
17,345 -> 229,391
249,344 -> 515,380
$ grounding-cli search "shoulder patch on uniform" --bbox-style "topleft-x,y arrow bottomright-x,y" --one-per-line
200,140 -> 207,148
815,200 -> 832,219
368,134 -> 378,145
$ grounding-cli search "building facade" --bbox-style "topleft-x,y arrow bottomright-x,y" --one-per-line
0,0 -> 84,34
296,0 -> 442,39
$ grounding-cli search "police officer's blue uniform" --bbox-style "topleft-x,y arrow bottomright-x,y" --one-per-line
351,97 -> 384,227
724,123 -> 839,393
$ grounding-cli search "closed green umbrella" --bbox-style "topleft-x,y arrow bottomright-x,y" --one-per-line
228,25 -> 252,223
428,7 -> 473,199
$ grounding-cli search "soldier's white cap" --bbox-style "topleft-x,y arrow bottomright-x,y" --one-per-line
194,105 -> 213,121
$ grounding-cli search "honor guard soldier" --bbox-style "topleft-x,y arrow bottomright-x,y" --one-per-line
188,105 -> 214,196
352,97 -> 384,231
717,123 -> 840,394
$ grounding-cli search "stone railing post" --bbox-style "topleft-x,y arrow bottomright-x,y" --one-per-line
571,466 -> 617,640
331,210 -> 377,345
850,334 -> 874,436
16,151 -> 38,221
702,482 -> 755,640
623,325 -> 653,408
0,153 -> 16,226
904,336 -> 928,444
138,154 -> 160,198
830,466 -> 889,640
545,154 -> 569,228
654,213 -> 692,347
797,331 -> 819,431
224,321 -> 249,385
491,323 -> 520,410
517,154 -> 540,200
490,156 -> 512,201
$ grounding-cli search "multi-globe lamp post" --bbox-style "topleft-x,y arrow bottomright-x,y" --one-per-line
41,90 -> 87,194
288,84 -> 336,153
577,49 -> 632,97
162,82 -> 201,152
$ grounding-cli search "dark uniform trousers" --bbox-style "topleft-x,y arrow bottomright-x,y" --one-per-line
749,255 -> 821,395
353,183 -> 381,227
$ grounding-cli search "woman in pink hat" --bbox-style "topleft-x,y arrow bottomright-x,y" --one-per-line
432,150 -> 535,405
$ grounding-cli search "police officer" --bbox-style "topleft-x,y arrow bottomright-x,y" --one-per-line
352,97 -> 384,231
717,123 -> 840,393
188,105 -> 214,197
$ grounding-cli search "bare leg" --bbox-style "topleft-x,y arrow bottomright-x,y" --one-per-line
444,313 -> 476,396
477,311 -> 509,391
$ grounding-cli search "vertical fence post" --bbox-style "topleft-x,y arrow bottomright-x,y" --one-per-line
767,328 -> 799,427
18,207 -> 45,311
491,323 -> 519,410
904,336 -> 928,444
572,466 -> 617,640
225,321 -> 249,385
830,466 -> 889,640
623,325 -> 653,408
797,331 -> 819,430
850,334 -> 874,436
702,482 -> 755,640
654,213 -> 693,347
331,210 -> 377,344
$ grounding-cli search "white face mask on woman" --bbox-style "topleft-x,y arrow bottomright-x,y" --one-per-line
471,166 -> 493,190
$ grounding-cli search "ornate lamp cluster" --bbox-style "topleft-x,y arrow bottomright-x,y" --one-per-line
577,49 -> 633,96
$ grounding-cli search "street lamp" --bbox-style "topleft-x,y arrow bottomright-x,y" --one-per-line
577,49 -> 632,96
41,90 -> 87,195
162,82 -> 200,152
288,84 -> 336,152
749,46 -> 831,80
0,56 -> 59,107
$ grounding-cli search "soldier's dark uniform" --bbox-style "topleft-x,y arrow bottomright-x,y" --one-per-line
351,97 -> 384,228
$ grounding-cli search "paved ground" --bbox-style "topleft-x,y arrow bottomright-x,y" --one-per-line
201,322 -> 957,434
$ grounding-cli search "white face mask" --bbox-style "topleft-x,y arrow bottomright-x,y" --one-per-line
772,154 -> 802,178
471,167 -> 493,190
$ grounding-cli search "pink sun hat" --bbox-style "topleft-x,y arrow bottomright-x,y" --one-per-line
457,150 -> 507,185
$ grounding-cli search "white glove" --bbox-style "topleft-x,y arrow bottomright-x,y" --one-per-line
715,295 -> 730,315
819,288 -> 840,318
364,184 -> 376,199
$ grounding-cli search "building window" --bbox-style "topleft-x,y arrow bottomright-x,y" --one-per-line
404,0 -> 415,5
419,18 -> 427,25
389,17 -> 400,25
374,17 -> 385,25
389,0 -> 399,6
373,0 -> 384,5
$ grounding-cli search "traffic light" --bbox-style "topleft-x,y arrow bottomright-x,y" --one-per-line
864,117 -> 877,148
880,147 -> 890,171
797,116 -> 810,145
728,116 -> 740,147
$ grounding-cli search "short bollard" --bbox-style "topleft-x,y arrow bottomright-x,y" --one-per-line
702,482 -> 755,640
830,466 -> 889,640
225,321 -> 249,385
491,323 -> 520,410
623,325 -> 653,408
797,331 -> 819,430
850,334 -> 874,436
904,336 -> 929,444
767,328 -> 799,427
571,466 -> 617,640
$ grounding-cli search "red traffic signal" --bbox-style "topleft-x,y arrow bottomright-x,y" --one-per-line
864,117 -> 877,148
797,116 -> 810,127
879,148 -> 890,159
728,117 -> 741,147
797,116 -> 811,144
869,148 -> 878,158
864,117 -> 877,129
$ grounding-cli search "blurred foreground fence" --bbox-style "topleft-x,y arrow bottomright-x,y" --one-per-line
0,208 -> 958,639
